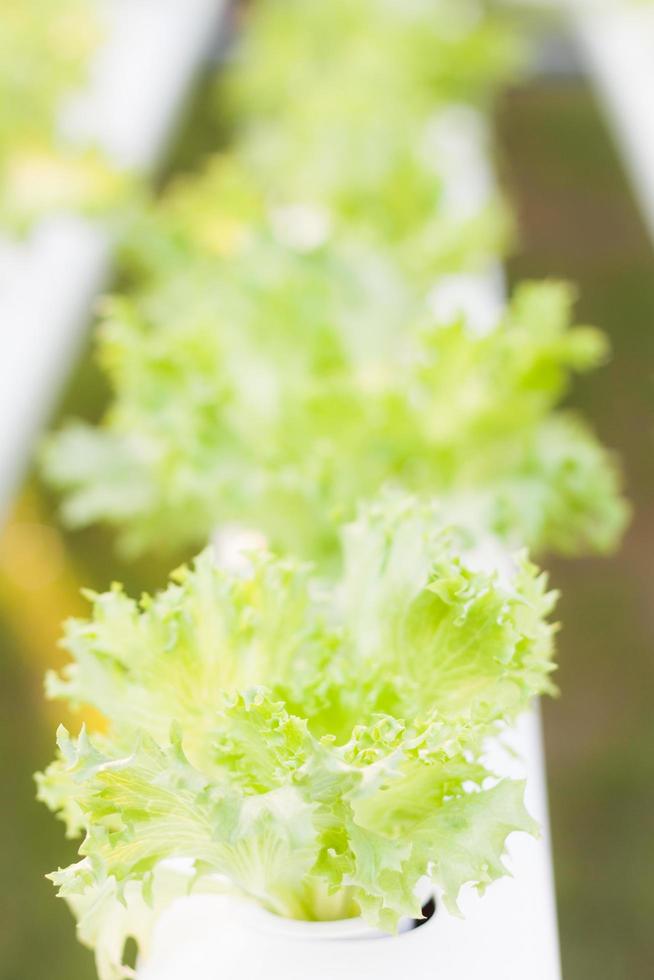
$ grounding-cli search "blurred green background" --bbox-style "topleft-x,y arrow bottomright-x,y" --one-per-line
1,55 -> 653,980
499,77 -> 654,977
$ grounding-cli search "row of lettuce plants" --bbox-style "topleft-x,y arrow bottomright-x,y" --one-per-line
35,2 -> 628,977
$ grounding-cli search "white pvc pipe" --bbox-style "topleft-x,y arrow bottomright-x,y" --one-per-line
423,104 -> 506,336
0,0 -> 227,525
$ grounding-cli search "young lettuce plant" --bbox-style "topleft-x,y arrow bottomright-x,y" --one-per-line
42,197 -> 628,565
41,2 -> 627,565
38,498 -> 557,980
226,0 -> 518,266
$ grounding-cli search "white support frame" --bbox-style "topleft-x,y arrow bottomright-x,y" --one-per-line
569,2 -> 654,246
0,0 -> 227,525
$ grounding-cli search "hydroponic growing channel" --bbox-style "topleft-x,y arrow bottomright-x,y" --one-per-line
0,2 -> 641,979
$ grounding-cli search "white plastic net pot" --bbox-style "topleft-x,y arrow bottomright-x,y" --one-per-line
137,894 -> 439,980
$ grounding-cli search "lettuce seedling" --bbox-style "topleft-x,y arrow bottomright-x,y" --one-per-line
38,498 -> 556,979
228,0 -> 520,257
43,230 -> 628,563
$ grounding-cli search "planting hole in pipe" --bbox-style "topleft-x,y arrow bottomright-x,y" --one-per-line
411,896 -> 437,932
122,937 -> 139,971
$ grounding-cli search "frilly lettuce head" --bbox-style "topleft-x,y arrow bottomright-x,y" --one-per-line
43,253 -> 628,563
38,499 -> 556,977
228,0 -> 519,248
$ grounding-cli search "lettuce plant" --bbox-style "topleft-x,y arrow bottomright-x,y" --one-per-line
228,0 -> 519,261
40,0 -> 627,562
42,0 -> 628,563
43,206 -> 627,563
38,498 -> 557,978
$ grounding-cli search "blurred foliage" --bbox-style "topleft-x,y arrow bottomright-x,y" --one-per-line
38,3 -> 626,573
0,0 -> 129,233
